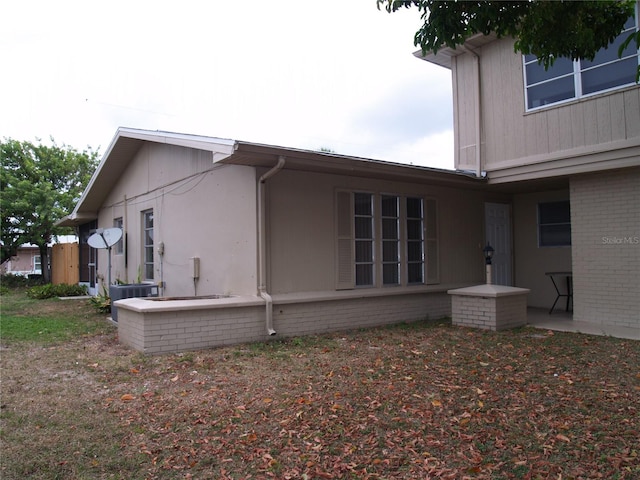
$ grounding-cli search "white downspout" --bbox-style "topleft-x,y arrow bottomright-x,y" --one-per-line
257,155 -> 286,336
463,45 -> 482,178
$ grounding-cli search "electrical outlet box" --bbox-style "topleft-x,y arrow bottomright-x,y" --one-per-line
190,257 -> 200,279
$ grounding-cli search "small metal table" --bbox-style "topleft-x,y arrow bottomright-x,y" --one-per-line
545,271 -> 573,314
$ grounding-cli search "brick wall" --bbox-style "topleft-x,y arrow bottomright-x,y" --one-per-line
451,294 -> 527,331
570,167 -> 640,329
274,293 -> 450,337
118,292 -> 451,354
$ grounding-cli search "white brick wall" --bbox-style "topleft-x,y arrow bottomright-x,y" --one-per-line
117,292 -> 451,354
451,294 -> 527,331
570,168 -> 640,329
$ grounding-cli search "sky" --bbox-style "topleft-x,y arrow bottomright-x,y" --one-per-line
0,1 -> 454,170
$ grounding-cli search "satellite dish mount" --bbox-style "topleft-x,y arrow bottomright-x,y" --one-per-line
87,228 -> 123,287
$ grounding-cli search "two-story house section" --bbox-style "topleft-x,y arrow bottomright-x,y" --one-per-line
418,9 -> 640,334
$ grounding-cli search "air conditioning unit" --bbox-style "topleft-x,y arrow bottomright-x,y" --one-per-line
109,284 -> 159,322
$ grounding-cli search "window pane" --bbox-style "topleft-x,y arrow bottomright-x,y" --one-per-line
583,23 -> 637,68
354,193 -> 372,215
407,241 -> 423,262
355,217 -> 372,238
582,57 -> 637,95
407,219 -> 422,240
356,264 -> 373,286
406,197 -> 423,218
355,240 -> 373,262
382,218 -> 398,239
145,264 -> 154,280
538,201 -> 571,247
525,57 -> 573,85
408,263 -> 423,284
540,225 -> 572,247
383,264 -> 399,285
382,240 -> 398,262
539,201 -> 570,224
381,195 -> 398,217
527,76 -> 575,109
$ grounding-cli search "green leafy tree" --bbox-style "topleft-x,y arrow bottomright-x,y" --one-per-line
1,139 -> 98,282
377,0 -> 637,72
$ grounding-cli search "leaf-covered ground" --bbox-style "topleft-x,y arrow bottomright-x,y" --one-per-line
2,312 -> 639,479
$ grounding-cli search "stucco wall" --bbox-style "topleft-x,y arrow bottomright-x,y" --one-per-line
570,167 -> 640,329
96,144 -> 258,297
267,169 -> 508,295
513,190 -> 572,308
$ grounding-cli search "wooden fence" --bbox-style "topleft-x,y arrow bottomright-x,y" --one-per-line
51,243 -> 79,285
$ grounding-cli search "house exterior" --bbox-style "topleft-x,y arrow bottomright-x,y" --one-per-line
1,244 -> 42,277
59,127 -> 519,352
58,14 -> 638,352
417,10 -> 639,334
1,236 -> 78,282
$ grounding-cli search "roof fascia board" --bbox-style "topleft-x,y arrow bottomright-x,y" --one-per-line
70,128 -> 237,217
231,141 -> 485,188
414,33 -> 498,69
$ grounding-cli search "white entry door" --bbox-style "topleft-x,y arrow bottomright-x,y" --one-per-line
485,203 -> 512,286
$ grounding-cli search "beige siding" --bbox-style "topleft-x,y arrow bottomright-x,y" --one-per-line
452,37 -> 640,174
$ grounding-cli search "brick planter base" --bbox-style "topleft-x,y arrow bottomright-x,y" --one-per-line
448,284 -> 530,331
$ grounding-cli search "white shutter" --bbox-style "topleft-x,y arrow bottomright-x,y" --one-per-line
335,190 -> 354,289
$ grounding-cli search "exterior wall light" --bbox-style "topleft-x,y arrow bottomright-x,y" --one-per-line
483,242 -> 494,284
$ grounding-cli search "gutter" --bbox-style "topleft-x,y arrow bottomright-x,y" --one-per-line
462,45 -> 482,178
257,155 -> 286,335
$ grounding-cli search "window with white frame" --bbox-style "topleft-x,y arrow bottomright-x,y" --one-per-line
538,201 -> 571,247
34,255 -> 42,274
381,195 -> 400,285
113,217 -> 123,255
335,191 -> 436,289
142,209 -> 154,280
406,197 -> 425,284
354,193 -> 375,286
524,14 -> 639,110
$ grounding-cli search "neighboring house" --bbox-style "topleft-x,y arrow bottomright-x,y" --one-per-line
1,244 -> 42,277
416,9 -> 639,333
1,236 -> 78,279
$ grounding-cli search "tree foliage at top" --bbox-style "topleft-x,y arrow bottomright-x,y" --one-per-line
1,138 -> 98,281
377,0 -> 637,70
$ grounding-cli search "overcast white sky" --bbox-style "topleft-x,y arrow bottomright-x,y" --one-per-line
1,1 -> 454,169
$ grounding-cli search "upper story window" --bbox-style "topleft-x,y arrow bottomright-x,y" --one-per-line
524,15 -> 639,111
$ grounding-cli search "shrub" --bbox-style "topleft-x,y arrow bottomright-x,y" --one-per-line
89,287 -> 111,313
0,273 -> 30,289
26,283 -> 88,299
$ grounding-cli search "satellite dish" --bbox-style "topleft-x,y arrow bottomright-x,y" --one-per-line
87,228 -> 123,249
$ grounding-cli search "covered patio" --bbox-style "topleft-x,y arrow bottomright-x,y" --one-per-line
526,308 -> 639,340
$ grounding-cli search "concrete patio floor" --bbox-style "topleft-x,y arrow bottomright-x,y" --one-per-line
526,307 -> 639,340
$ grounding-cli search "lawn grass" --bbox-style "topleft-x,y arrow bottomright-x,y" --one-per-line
1,289 -> 639,479
0,288 -> 113,343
